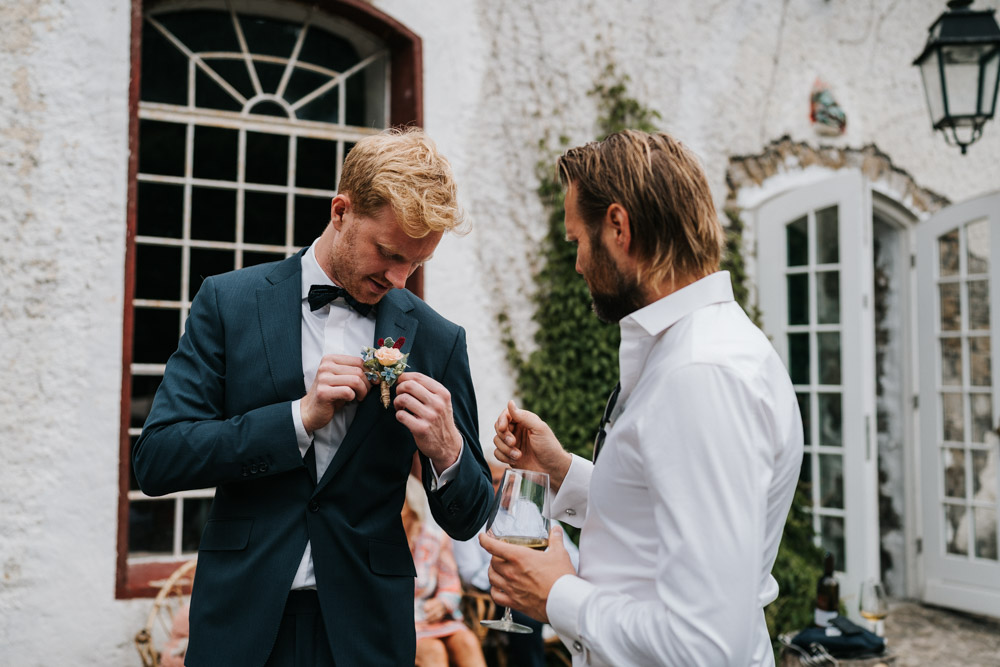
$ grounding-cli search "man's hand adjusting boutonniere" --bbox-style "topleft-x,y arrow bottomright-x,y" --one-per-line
394,372 -> 463,474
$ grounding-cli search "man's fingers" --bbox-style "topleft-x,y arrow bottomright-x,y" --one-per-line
321,354 -> 365,368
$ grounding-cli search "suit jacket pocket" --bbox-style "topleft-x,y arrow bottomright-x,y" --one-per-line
369,539 -> 417,577
199,518 -> 253,551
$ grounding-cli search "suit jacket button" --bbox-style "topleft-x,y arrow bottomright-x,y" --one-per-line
258,462 -> 268,473
250,464 -> 259,474
242,466 -> 250,477
447,501 -> 459,516
308,501 -> 320,513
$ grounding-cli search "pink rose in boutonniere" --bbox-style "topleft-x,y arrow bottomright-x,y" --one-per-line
362,336 -> 409,408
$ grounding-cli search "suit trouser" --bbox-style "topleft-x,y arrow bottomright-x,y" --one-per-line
264,590 -> 336,667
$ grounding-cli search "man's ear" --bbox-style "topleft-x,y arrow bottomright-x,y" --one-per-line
605,203 -> 632,255
330,194 -> 350,231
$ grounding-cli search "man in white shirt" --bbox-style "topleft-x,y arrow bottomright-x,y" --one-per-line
134,128 -> 493,667
482,129 -> 803,666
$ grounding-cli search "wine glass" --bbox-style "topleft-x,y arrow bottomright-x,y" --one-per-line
481,468 -> 550,634
859,578 -> 889,636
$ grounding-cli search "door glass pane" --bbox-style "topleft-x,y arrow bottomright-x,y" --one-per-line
129,499 -> 175,554
939,229 -> 960,277
968,280 -> 990,330
942,392 -> 965,442
788,274 -> 809,325
816,206 -> 839,264
799,452 -> 813,505
820,516 -> 846,571
818,332 -> 841,385
819,453 -> 844,509
940,337 -> 963,386
940,283 -> 961,331
193,125 -> 238,181
969,336 -> 991,386
818,392 -> 842,447
974,508 -> 998,560
971,394 -> 992,443
943,448 -> 966,498
816,271 -> 840,324
788,333 -> 810,385
972,449 -> 996,497
787,216 -> 808,267
246,132 -> 290,186
797,392 -> 811,445
945,505 -> 969,555
967,218 -> 990,275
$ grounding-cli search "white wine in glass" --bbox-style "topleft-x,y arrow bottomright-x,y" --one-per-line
481,468 -> 550,634
859,579 -> 889,636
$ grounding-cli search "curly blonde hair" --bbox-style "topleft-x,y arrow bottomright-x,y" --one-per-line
338,127 -> 467,238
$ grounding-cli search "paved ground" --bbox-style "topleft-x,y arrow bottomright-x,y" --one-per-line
884,599 -> 1000,666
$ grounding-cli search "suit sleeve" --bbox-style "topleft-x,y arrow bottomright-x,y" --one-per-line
421,327 -> 493,542
132,277 -> 306,496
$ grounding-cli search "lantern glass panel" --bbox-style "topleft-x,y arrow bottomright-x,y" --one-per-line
920,49 -> 946,125
943,45 -> 988,118
982,49 -> 1000,116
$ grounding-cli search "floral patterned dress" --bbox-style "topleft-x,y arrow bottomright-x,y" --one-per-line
411,521 -> 467,640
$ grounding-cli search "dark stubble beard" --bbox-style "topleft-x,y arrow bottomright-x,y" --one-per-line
587,237 -> 646,324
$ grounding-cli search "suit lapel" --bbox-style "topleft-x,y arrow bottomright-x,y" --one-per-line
257,250 -> 308,401
314,289 -> 419,494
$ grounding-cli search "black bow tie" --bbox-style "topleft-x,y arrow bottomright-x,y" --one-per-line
307,284 -> 373,317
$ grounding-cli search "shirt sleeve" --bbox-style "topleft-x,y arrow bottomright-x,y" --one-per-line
451,531 -> 490,591
550,454 -> 592,529
546,363 -> 775,665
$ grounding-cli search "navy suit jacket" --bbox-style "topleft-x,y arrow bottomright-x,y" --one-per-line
133,250 -> 492,667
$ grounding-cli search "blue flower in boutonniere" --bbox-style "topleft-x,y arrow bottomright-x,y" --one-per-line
361,336 -> 409,408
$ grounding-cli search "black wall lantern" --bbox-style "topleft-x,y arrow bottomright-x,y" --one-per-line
913,0 -> 1000,153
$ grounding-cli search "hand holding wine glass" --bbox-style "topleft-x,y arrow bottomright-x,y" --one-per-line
480,468 -> 550,634
859,579 -> 889,637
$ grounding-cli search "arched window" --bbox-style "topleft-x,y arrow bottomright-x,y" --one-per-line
117,0 -> 421,597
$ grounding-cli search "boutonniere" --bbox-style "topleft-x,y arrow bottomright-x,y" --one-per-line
362,336 -> 409,408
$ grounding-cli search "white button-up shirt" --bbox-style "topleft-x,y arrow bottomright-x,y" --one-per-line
546,271 -> 803,666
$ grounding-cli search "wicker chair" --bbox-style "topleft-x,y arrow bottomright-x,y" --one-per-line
134,560 -> 196,667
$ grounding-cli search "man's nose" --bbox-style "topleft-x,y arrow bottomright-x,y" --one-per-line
385,263 -> 412,289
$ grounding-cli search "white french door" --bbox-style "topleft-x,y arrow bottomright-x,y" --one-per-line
916,191 -> 1000,617
757,171 -> 881,616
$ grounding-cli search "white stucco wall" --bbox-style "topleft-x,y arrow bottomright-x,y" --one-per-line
2,0 -> 999,663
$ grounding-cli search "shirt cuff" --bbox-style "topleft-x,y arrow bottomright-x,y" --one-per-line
290,399 -> 312,457
428,446 -> 463,491
551,454 -> 592,527
547,573 -> 597,660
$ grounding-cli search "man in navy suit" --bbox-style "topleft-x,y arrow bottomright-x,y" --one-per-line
133,127 -> 493,667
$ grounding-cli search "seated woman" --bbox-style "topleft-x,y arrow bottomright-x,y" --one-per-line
403,475 -> 486,667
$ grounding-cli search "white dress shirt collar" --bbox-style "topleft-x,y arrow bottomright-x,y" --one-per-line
620,270 -> 735,338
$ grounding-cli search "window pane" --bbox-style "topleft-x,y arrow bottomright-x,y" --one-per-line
158,9 -> 239,53
194,67 -> 242,112
247,99 -> 289,119
971,394 -> 992,443
137,182 -> 184,239
944,447 -> 966,498
787,274 -> 809,325
940,337 -> 964,386
942,392 -> 965,442
135,244 -> 182,301
129,435 -> 141,491
133,308 -> 181,364
246,132 -> 289,186
797,392 -> 811,445
800,452 -> 813,499
189,248 -> 234,301
239,14 -> 300,58
788,333 -> 810,385
818,392 -> 842,447
244,251 -> 285,268
129,499 -> 175,554
139,120 -> 186,176
203,58 -> 256,101
296,137 -> 339,190
181,498 -> 213,552
299,26 -> 361,72
815,206 -> 839,264
130,374 -> 163,429
191,187 -> 236,242
945,504 -> 969,555
293,196 -> 331,247
969,336 -> 991,386
244,191 -> 288,245
816,271 -> 840,324
972,448 -> 997,497
253,62 -> 286,96
296,86 -> 341,124
820,516 -> 846,571
819,453 -> 844,509
140,21 -> 188,105
786,216 -> 808,267
968,280 -> 990,331
193,126 -> 238,181
818,332 -> 841,385
939,229 -> 960,277
940,282 -> 961,331
974,508 -> 998,560
967,218 -> 990,275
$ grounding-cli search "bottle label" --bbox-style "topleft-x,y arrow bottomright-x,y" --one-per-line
814,608 -> 838,627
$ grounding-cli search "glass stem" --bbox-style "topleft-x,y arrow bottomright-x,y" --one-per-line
501,607 -> 514,624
